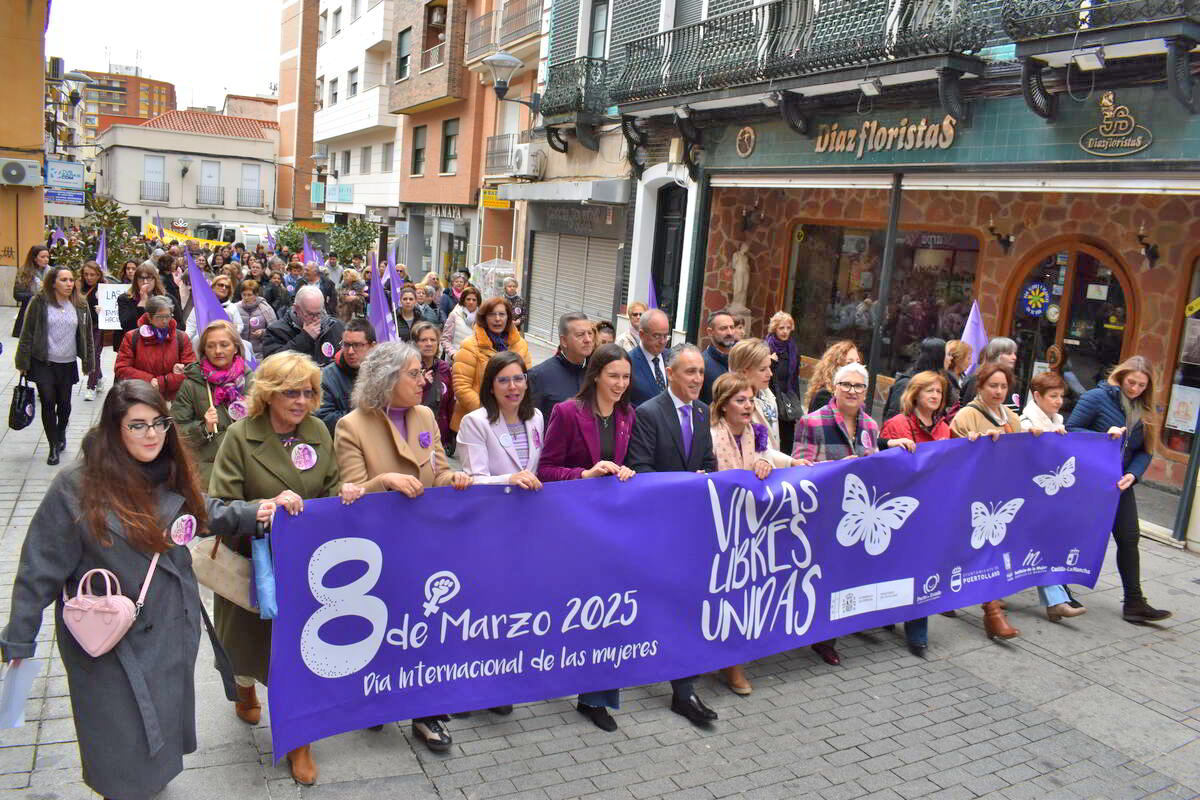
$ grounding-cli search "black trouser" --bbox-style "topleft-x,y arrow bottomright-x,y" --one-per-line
32,359 -> 75,447
780,419 -> 796,456
1112,488 -> 1144,604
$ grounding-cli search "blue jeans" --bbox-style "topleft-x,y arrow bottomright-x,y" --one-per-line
579,689 -> 620,709
904,617 -> 928,646
1038,584 -> 1070,606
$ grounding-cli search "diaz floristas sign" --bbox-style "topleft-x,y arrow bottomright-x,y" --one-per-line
814,114 -> 958,160
1079,91 -> 1152,158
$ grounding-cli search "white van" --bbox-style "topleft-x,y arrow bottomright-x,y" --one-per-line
192,222 -> 274,251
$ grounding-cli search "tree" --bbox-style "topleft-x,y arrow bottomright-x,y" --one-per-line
47,195 -> 148,276
329,219 -> 379,263
273,223 -> 307,255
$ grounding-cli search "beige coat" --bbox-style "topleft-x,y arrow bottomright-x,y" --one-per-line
711,418 -> 792,471
949,402 -> 1022,438
335,405 -> 454,492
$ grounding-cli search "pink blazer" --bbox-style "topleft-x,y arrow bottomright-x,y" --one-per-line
711,418 -> 794,472
456,406 -> 544,484
538,398 -> 635,481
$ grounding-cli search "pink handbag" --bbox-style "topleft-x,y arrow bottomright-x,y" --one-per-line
61,554 -> 160,657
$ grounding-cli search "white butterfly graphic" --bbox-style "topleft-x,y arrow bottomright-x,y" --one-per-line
969,499 -> 1025,549
1033,456 -> 1076,496
836,474 -> 919,556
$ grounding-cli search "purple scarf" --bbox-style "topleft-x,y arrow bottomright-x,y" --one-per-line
765,333 -> 796,383
201,356 -> 248,406
485,327 -> 509,352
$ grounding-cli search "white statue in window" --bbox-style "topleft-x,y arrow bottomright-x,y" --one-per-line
730,241 -> 751,313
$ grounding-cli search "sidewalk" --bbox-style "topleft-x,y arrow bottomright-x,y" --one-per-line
0,309 -> 1198,800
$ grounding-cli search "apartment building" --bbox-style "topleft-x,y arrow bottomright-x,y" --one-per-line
314,0 -> 404,235
79,67 -> 176,163
277,0 -> 323,223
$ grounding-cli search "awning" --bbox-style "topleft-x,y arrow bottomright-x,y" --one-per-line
710,171 -> 1200,195
498,179 -> 629,204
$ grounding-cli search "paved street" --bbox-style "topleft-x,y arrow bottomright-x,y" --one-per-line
0,312 -> 1198,800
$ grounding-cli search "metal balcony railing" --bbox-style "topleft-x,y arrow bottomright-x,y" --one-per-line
421,43 -> 445,71
237,188 -> 265,207
542,57 -> 609,117
196,185 -> 225,205
499,0 -> 540,43
139,180 -> 169,202
613,0 -> 991,104
1001,0 -> 1199,40
485,133 -> 516,173
467,11 -> 498,60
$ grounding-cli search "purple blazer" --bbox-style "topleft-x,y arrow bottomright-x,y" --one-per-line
537,398 -> 636,482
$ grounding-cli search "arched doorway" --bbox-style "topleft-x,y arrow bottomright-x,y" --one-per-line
1006,241 -> 1135,405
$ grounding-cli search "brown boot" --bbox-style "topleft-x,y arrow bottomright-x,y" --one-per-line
982,601 -> 1019,640
286,745 -> 318,785
722,665 -> 752,696
234,684 -> 261,725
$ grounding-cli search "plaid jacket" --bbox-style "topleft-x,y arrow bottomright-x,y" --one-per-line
791,396 -> 881,463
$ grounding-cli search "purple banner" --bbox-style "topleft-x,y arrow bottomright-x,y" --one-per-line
266,432 -> 1120,757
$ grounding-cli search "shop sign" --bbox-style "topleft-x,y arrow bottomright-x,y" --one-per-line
1185,296 -> 1200,317
735,126 -> 756,158
532,203 -> 624,237
424,204 -> 464,220
814,115 -> 957,160
1079,92 -> 1152,158
481,188 -> 511,209
1021,283 -> 1051,318
1166,384 -> 1200,433
45,159 -> 85,190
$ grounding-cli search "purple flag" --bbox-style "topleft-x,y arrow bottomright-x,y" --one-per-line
648,272 -> 658,310
154,210 -> 166,240
188,249 -> 226,335
50,227 -> 66,246
961,300 -> 989,375
95,229 -> 107,270
386,249 -> 403,309
265,432 -> 1121,757
266,226 -> 276,252
302,233 -> 314,265
368,251 -> 397,342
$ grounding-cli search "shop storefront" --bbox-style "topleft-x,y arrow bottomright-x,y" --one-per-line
685,84 -> 1200,531
398,202 -> 475,281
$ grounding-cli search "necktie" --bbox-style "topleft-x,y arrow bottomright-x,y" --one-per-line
678,404 -> 693,462
652,356 -> 666,391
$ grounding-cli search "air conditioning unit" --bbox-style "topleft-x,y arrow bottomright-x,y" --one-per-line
509,144 -> 544,180
47,57 -> 64,82
0,159 -> 43,187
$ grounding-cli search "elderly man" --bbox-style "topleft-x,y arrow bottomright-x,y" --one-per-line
529,312 -> 595,420
316,318 -> 376,433
699,309 -> 737,404
629,308 -> 671,406
303,261 -> 338,316
262,284 -> 345,366
627,343 -> 719,727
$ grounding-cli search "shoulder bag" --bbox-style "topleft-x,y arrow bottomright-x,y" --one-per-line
8,376 -> 36,431
187,535 -> 255,612
62,555 -> 159,657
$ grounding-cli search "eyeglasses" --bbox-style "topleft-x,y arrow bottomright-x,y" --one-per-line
342,341 -> 370,351
486,311 -> 508,320
281,389 -> 318,400
836,382 -> 868,394
150,314 -> 173,322
125,417 -> 173,437
495,374 -> 528,387
645,332 -> 670,341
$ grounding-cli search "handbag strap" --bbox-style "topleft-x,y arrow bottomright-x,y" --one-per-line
60,551 -> 160,611
134,552 -> 161,615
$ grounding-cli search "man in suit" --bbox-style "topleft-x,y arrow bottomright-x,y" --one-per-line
629,308 -> 671,406
627,343 -> 719,727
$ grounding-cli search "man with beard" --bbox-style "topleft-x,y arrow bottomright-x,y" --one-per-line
700,309 -> 737,404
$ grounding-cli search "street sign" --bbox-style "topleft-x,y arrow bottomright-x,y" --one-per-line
45,160 -> 85,190
45,188 -> 85,204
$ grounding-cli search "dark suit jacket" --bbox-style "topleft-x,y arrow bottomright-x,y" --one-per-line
630,346 -> 666,407
627,391 -> 716,473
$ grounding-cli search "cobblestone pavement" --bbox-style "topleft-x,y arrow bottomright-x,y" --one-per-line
0,312 -> 1198,800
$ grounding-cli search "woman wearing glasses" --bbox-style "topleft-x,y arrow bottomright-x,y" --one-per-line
451,296 -> 532,433
115,295 -> 197,402
792,363 -> 915,667
334,342 -> 470,751
2,380 -> 272,800
458,351 -> 544,489
209,351 -> 363,786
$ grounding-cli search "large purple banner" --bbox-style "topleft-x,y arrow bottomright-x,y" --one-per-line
266,432 -> 1120,756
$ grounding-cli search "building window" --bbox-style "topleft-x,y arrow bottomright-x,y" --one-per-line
411,125 -> 426,175
440,118 -> 459,174
341,150 -> 351,175
382,141 -> 394,172
348,68 -> 358,97
318,11 -> 326,44
1166,257 -> 1200,454
351,0 -> 360,19
588,0 -> 610,59
360,145 -> 372,174
332,7 -> 342,35
329,78 -> 338,105
315,77 -> 324,105
396,28 -> 411,81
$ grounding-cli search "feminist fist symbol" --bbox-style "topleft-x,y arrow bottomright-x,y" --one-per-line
422,570 -> 461,616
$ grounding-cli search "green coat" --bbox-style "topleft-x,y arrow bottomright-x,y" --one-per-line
15,293 -> 94,374
207,412 -> 340,683
171,362 -> 254,486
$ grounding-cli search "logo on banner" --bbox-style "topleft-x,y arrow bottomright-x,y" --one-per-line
950,567 -> 963,592
917,573 -> 942,604
1022,550 -> 1043,568
1033,457 -> 1076,496
1067,548 -> 1080,566
1080,92 -> 1152,158
836,474 -> 918,556
969,498 -> 1024,549
423,571 -> 461,616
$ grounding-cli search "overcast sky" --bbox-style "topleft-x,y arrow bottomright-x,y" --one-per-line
46,0 -> 283,110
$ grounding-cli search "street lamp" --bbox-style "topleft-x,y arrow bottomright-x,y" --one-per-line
481,51 -> 541,118
178,155 -> 192,177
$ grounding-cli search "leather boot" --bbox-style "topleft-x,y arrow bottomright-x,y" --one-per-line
722,665 -> 752,696
286,745 -> 318,785
235,684 -> 261,725
982,601 -> 1019,640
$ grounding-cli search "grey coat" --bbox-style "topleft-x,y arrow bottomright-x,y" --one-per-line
0,464 -> 259,800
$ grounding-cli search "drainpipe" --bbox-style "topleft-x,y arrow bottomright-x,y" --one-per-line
866,172 -> 904,412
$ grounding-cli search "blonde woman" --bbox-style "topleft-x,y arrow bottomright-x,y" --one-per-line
729,338 -> 783,451
765,311 -> 800,452
616,301 -> 649,352
803,339 -> 860,413
944,338 -> 971,407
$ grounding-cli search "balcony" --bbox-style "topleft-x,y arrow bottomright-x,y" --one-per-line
140,180 -> 169,202
485,133 -> 516,175
498,0 -> 540,45
237,188 -> 265,208
388,0 -> 468,114
421,43 -> 446,71
1001,0 -> 1200,116
467,11 -> 498,62
196,185 -> 225,205
613,0 -> 990,112
313,85 -> 398,142
542,57 -> 609,150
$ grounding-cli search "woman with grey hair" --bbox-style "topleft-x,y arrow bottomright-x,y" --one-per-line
333,341 -> 471,752
960,336 -> 1020,410
115,294 -> 197,402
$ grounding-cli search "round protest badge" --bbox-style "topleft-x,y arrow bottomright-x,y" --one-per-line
861,429 -> 871,449
228,399 -> 248,421
291,443 -> 318,471
170,514 -> 197,545
321,341 -> 335,358
139,324 -> 153,337
1012,393 -> 1021,408
499,433 -> 514,447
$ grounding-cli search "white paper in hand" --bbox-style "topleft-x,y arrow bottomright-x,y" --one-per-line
0,659 -> 40,728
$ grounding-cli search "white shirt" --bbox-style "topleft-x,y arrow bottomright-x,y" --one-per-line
639,346 -> 667,383
667,386 -> 691,413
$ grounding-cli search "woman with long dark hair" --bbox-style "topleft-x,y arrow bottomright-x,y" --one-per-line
12,244 -> 50,336
119,264 -> 166,344
15,266 -> 95,464
79,260 -> 109,401
1,380 -> 271,800
457,351 -> 544,488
